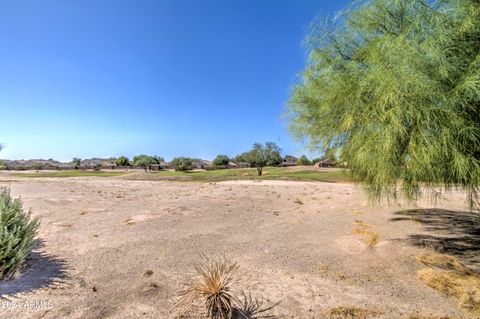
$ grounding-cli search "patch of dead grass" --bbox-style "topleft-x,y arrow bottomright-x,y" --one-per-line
351,220 -> 380,247
416,253 -> 469,273
416,252 -> 480,318
124,218 -> 135,225
143,269 -> 154,277
405,314 -> 458,319
327,306 -> 379,319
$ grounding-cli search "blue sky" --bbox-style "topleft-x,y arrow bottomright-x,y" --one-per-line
0,0 -> 349,161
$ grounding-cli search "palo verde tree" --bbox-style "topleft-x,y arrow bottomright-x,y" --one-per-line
72,158 -> 81,168
245,142 -> 282,176
132,154 -> 156,172
212,154 -> 230,166
171,157 -> 194,171
115,156 -> 130,167
297,155 -> 311,166
152,155 -> 165,165
288,0 -> 480,207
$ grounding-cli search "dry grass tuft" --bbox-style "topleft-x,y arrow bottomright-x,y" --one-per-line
354,219 -> 370,227
176,256 -> 239,319
405,314 -> 458,319
351,221 -> 380,247
416,253 -> 480,318
416,252 -> 470,273
327,306 -> 379,319
124,218 -> 135,225
143,269 -> 154,277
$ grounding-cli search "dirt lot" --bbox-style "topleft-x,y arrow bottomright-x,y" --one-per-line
0,172 -> 478,318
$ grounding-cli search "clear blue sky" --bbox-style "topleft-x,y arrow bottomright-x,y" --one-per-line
0,0 -> 349,161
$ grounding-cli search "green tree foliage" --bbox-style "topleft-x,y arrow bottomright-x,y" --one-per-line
152,155 -> 165,165
288,0 -> 480,207
171,157 -> 194,171
234,152 -> 251,165
245,142 -> 282,176
132,154 -> 156,172
72,158 -> 81,167
212,155 -> 230,166
0,188 -> 39,279
297,155 -> 312,166
115,156 -> 130,167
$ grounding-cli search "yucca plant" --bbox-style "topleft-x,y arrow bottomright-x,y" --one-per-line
0,187 -> 39,279
176,256 -> 239,319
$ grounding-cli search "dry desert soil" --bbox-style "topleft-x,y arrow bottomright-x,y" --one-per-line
0,171 -> 478,319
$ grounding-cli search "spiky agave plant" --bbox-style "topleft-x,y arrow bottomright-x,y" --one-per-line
176,255 -> 239,319
0,187 -> 39,279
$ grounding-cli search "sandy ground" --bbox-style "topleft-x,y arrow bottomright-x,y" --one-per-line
0,173 -> 477,319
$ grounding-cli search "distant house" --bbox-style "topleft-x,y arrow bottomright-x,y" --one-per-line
159,161 -> 171,169
281,155 -> 298,167
192,159 -> 212,169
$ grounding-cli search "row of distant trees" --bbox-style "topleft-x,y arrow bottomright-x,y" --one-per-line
69,142 -> 337,176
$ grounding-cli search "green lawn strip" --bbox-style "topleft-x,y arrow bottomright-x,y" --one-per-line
13,171 -> 128,178
155,167 -> 350,182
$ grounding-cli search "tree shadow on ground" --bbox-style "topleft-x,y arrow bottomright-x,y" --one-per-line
0,240 -> 68,297
391,208 -> 480,272
233,292 -> 281,319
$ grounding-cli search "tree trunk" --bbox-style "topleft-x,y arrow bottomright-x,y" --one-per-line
257,166 -> 263,176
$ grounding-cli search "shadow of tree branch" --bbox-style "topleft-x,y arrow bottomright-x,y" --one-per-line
391,208 -> 480,272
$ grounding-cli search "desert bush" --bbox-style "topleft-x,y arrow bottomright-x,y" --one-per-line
0,188 -> 39,279
171,157 -> 194,172
176,256 -> 239,318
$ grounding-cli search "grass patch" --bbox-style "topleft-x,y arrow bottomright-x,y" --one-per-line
155,167 -> 350,183
416,252 -> 480,318
14,171 -> 128,178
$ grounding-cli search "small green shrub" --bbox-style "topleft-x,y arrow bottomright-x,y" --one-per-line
0,188 -> 39,279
